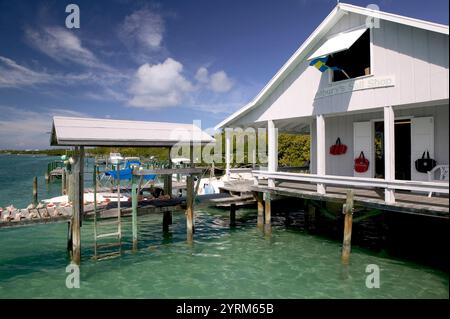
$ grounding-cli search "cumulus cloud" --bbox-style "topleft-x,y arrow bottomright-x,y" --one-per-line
118,8 -> 165,60
194,67 -> 233,93
25,26 -> 110,70
128,58 -> 193,108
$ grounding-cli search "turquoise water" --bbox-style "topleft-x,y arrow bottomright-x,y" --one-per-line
0,155 -> 64,209
0,155 -> 448,298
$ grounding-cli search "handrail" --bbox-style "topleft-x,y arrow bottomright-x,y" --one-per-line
252,170 -> 449,194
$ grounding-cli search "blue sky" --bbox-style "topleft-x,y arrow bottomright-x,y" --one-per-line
0,0 -> 448,149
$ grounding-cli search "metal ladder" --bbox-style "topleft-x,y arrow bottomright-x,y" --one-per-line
93,164 -> 122,261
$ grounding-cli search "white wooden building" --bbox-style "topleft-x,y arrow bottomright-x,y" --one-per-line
216,3 -> 449,209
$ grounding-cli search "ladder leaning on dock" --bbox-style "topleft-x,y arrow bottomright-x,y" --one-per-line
93,164 -> 122,261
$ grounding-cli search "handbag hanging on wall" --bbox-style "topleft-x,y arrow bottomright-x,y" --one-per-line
415,151 -> 437,173
354,151 -> 370,173
329,138 -> 348,155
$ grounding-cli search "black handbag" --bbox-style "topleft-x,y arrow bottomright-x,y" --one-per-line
415,151 -> 437,173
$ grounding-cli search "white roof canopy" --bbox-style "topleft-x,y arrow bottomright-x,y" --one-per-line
307,27 -> 367,60
51,116 -> 215,147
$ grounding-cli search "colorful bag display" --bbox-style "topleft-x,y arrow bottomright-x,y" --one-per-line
415,151 -> 437,173
354,151 -> 369,173
330,138 -> 347,155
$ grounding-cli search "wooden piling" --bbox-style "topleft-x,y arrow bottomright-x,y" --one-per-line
61,168 -> 66,195
32,176 -> 38,205
253,191 -> 264,228
341,190 -> 354,265
306,202 -> 316,231
71,147 -> 83,265
163,211 -> 172,232
131,177 -> 138,250
230,203 -> 236,227
264,192 -> 271,225
186,174 -> 195,240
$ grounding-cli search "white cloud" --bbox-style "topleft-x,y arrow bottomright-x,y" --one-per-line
195,67 -> 209,84
194,67 -> 234,93
0,105 -> 88,149
128,58 -> 193,108
210,71 -> 233,92
0,56 -> 52,87
25,26 -> 110,70
118,9 -> 165,56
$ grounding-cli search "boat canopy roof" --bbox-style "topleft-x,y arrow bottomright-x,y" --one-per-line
51,116 -> 215,147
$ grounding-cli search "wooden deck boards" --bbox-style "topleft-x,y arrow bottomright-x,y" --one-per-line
251,180 -> 449,218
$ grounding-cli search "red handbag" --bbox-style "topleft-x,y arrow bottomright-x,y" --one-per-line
330,138 -> 347,155
354,151 -> 369,173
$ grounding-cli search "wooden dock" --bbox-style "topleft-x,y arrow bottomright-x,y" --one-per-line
251,180 -> 449,218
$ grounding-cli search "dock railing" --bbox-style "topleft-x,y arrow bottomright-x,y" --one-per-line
252,170 -> 449,204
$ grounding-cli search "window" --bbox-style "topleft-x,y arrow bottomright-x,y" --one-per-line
327,29 -> 371,82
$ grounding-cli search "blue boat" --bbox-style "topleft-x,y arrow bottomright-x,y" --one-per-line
105,159 -> 156,181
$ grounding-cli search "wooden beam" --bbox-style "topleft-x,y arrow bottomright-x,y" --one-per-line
133,167 -> 203,176
341,190 -> 354,265
316,114 -> 326,195
186,175 -> 194,242
384,106 -> 396,203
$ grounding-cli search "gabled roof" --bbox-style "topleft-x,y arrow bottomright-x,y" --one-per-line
51,116 -> 214,147
215,2 -> 449,129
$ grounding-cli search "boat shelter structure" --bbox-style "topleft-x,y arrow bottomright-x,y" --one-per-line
51,116 -> 214,264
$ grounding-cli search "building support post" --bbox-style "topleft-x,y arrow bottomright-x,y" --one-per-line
384,106 -> 396,203
316,114 -> 326,194
267,120 -> 278,188
225,128 -> 232,179
341,190 -> 354,264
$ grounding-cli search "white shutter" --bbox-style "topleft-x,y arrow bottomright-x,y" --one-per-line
353,121 -> 373,177
411,117 -> 434,181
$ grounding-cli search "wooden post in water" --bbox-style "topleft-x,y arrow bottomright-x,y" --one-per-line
186,174 -> 194,243
230,203 -> 236,227
163,211 -> 172,232
264,192 -> 271,225
131,176 -> 138,250
341,190 -> 354,265
70,147 -> 84,265
32,176 -> 38,205
61,168 -> 66,195
253,191 -> 264,228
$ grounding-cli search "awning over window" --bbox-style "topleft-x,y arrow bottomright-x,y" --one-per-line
307,28 -> 367,61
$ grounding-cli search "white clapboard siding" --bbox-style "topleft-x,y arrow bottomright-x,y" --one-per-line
411,117 -> 434,181
353,121 -> 373,178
